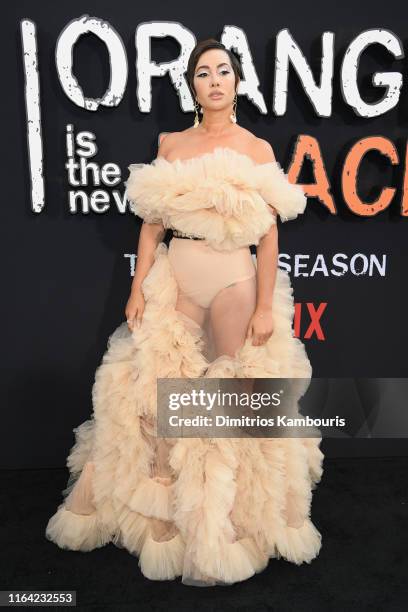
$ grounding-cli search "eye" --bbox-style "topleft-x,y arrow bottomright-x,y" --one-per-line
196,69 -> 230,78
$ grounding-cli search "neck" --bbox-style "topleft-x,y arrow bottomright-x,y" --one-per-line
198,108 -> 234,137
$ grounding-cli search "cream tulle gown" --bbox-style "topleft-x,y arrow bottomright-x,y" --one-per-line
45,147 -> 324,586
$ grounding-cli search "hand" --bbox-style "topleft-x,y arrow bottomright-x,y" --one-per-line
125,288 -> 145,332
246,307 -> 274,347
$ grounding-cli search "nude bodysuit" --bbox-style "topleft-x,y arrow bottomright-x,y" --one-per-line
167,237 -> 258,365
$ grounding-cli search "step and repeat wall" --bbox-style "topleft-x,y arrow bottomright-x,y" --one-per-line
4,0 -> 408,467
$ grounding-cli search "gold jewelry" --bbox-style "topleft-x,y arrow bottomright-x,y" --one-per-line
193,99 -> 201,128
230,92 -> 238,124
193,92 -> 237,126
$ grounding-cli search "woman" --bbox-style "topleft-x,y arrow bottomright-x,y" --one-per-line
46,39 -> 324,587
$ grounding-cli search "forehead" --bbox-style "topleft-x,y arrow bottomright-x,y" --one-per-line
195,48 -> 231,70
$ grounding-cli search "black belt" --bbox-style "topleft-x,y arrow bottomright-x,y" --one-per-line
172,229 -> 206,240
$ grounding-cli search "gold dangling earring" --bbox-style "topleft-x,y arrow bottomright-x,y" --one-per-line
230,92 -> 238,124
193,99 -> 201,128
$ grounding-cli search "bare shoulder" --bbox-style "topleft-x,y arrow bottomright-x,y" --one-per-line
157,131 -> 183,158
157,128 -> 199,160
250,137 -> 277,164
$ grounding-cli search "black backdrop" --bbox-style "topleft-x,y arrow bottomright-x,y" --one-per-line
3,0 -> 408,468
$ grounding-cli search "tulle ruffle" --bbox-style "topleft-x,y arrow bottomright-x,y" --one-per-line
45,242 -> 324,585
124,147 -> 306,251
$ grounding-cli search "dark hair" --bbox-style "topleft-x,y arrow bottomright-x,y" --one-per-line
186,38 -> 243,99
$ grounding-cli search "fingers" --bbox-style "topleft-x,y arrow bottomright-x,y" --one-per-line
126,308 -> 144,332
127,316 -> 143,331
126,314 -> 143,331
251,331 -> 274,346
246,324 -> 274,346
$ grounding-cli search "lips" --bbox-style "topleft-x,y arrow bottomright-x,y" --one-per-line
209,92 -> 223,98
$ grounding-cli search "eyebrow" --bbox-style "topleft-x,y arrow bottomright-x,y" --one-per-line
195,62 -> 230,71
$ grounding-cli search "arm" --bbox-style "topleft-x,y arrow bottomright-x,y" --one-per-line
129,220 -> 166,296
254,139 -> 278,308
125,137 -> 171,329
256,222 -> 278,310
247,139 -> 278,346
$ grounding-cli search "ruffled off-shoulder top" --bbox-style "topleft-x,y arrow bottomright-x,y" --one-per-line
124,146 -> 306,251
